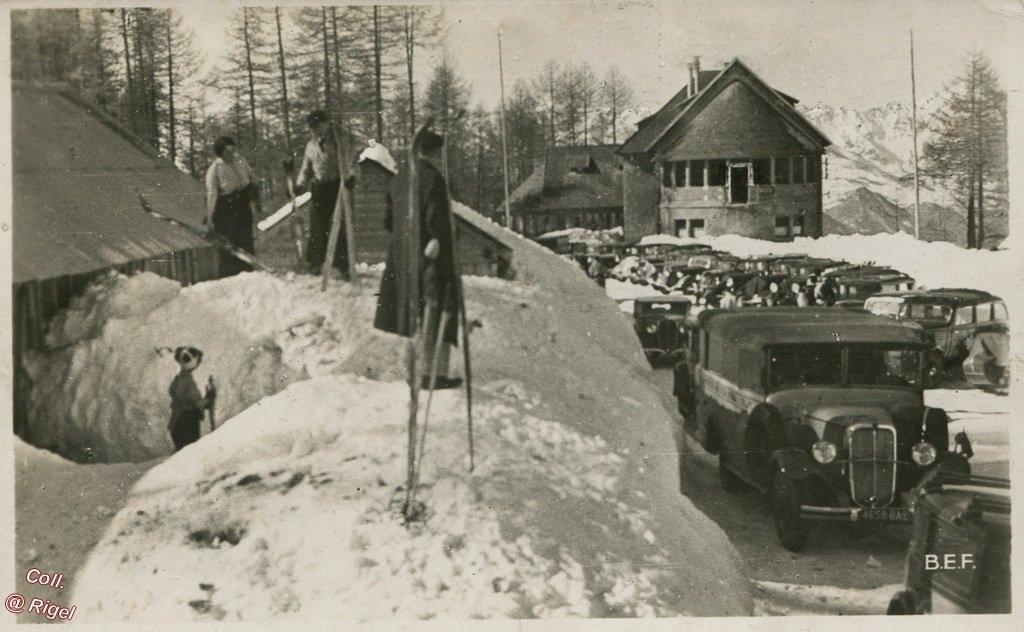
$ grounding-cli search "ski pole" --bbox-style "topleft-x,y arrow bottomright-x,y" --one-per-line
206,375 -> 217,432
411,309 -> 451,498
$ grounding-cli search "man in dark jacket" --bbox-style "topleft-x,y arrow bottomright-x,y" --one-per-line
374,130 -> 461,390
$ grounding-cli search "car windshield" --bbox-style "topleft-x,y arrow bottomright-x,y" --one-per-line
767,344 -> 921,390
864,298 -> 902,318
898,303 -> 953,326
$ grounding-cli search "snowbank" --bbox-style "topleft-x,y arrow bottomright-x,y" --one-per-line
22,271 -> 385,462
66,210 -> 752,620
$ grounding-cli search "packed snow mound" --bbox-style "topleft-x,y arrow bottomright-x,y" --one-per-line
69,206 -> 752,619
21,271 -> 387,462
73,375 -> 743,620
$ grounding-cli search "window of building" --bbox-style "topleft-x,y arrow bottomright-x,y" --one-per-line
689,219 -> 705,238
793,156 -> 806,184
708,160 -> 727,186
775,157 -> 790,184
792,214 -> 804,236
690,160 -> 705,187
753,158 -> 772,185
675,161 -> 687,186
807,155 -> 821,182
675,219 -> 688,237
662,163 -> 673,187
774,216 -> 790,237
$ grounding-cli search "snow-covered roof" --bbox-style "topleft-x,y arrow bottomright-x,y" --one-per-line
357,140 -> 398,174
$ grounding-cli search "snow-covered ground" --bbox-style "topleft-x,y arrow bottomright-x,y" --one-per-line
23,210 -> 753,621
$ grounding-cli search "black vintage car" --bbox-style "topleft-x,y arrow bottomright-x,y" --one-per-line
673,308 -> 972,551
632,296 -> 693,363
887,471 -> 1010,615
894,289 -> 1009,386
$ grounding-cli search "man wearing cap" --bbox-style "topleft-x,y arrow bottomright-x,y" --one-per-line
296,109 -> 349,275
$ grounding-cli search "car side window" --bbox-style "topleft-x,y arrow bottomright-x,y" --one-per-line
993,302 -> 1008,321
976,302 -> 993,323
954,306 -> 974,326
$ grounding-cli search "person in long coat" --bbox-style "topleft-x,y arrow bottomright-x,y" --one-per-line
374,130 -> 461,389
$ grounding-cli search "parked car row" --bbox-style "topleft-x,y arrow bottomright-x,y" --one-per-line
618,244 -> 1009,393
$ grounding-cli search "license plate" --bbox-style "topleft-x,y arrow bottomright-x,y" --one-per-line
862,508 -> 912,522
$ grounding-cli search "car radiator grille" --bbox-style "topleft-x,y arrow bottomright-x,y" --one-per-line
848,424 -> 897,507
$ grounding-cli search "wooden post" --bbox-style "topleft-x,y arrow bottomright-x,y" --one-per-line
321,121 -> 357,290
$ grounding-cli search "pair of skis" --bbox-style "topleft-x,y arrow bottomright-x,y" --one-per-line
403,121 -> 475,521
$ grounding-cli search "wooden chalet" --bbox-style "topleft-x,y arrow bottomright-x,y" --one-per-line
618,57 -> 831,242
504,145 -> 625,239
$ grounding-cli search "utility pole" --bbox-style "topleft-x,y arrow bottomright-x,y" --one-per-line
498,29 -> 512,228
910,29 -> 921,240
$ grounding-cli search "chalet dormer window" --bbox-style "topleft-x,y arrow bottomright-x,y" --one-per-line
569,155 -> 599,174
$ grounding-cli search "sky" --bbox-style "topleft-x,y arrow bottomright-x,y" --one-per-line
174,0 -> 1024,118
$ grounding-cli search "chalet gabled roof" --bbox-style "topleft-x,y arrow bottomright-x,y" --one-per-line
502,145 -> 624,215
618,58 -> 829,159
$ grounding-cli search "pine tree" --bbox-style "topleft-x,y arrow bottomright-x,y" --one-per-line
923,51 -> 1008,248
534,60 -> 559,147
595,65 -> 634,145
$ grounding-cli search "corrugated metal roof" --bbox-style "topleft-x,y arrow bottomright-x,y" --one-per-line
13,87 -> 211,283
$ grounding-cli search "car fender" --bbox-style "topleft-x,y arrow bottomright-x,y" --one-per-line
771,448 -> 814,480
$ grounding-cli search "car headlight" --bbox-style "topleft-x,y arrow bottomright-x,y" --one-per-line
812,440 -> 837,464
645,323 -> 657,334
912,441 -> 937,466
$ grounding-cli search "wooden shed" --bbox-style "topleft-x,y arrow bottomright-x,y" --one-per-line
349,147 -> 515,279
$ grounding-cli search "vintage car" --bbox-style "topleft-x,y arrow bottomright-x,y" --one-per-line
632,296 -> 693,362
833,270 -> 916,299
769,257 -> 846,278
672,308 -> 971,551
863,291 -> 924,319
894,289 -> 1009,385
887,471 -> 1010,615
962,322 -> 1010,394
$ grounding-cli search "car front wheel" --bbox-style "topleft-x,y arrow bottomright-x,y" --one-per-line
771,470 -> 810,552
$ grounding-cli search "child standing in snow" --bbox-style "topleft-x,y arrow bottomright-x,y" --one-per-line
167,346 -> 212,452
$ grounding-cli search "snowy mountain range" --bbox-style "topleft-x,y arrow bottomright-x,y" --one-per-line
800,101 -> 951,208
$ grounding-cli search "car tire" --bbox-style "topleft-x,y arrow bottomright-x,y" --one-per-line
886,590 -> 918,615
771,470 -> 810,552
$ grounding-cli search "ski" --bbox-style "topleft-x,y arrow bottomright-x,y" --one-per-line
138,193 -> 274,273
403,121 -> 432,520
440,134 -> 475,473
256,191 -> 310,233
321,121 -> 358,290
